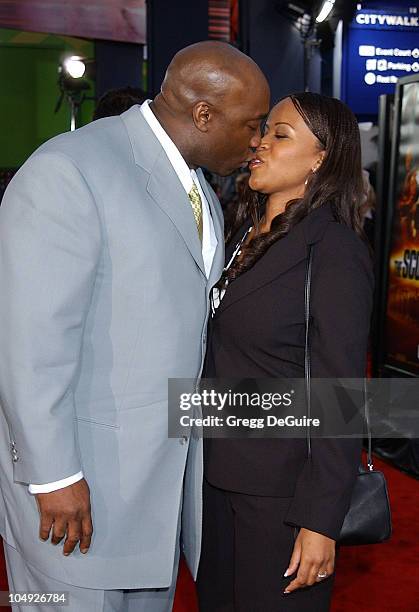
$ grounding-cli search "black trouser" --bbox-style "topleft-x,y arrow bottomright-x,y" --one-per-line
197,479 -> 335,612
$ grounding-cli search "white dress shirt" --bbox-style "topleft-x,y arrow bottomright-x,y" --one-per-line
29,101 -> 218,494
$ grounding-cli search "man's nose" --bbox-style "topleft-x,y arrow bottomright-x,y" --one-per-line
250,133 -> 262,149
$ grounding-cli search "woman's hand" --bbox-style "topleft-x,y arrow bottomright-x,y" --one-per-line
283,528 -> 336,594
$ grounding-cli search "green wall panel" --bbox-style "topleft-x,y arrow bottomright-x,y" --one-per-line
0,29 -> 94,168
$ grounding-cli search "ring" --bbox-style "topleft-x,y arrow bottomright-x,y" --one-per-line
317,572 -> 328,579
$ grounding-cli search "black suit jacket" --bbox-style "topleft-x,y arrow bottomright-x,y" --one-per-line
204,203 -> 374,540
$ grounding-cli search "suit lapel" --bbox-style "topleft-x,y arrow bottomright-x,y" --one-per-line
217,204 -> 336,315
121,105 -> 206,277
147,153 -> 206,276
217,223 -> 307,314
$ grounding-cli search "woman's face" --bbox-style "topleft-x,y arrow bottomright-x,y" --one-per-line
248,98 -> 325,196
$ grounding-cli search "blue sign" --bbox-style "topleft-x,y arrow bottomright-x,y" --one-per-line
342,3 -> 419,116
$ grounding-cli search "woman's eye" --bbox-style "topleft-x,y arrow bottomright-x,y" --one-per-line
275,134 -> 287,139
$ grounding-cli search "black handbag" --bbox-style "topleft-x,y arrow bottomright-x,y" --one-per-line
304,244 -> 392,546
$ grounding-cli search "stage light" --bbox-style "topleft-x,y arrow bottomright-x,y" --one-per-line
316,0 -> 336,23
63,56 -> 86,79
56,56 -> 92,131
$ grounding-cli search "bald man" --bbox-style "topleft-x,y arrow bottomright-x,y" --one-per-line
0,42 -> 269,611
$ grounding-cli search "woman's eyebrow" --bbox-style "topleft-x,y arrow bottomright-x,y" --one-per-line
274,121 -> 294,129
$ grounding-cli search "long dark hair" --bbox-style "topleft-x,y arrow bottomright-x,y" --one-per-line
222,92 -> 365,286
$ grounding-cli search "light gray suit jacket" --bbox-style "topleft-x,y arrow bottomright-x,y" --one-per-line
0,106 -> 224,589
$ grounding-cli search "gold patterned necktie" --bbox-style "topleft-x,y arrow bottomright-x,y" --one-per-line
188,184 -> 203,243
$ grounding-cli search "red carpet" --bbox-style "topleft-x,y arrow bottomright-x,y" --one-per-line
330,454 -> 419,612
1,455 -> 418,611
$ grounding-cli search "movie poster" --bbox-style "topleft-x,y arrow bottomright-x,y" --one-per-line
384,79 -> 419,375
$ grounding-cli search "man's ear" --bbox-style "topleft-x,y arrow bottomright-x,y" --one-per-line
192,102 -> 212,133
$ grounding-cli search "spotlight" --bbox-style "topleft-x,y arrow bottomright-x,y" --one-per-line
316,0 -> 336,23
63,56 -> 86,79
56,56 -> 92,131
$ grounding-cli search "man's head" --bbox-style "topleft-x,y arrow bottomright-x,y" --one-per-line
93,87 -> 147,120
151,41 -> 270,176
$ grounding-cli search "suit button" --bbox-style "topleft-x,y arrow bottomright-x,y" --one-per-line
179,436 -> 188,445
10,442 -> 18,461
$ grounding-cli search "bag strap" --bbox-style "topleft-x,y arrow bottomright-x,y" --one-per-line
304,245 -> 313,459
303,245 -> 373,469
364,376 -> 373,470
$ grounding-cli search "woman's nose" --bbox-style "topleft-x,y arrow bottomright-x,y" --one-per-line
256,138 -> 269,152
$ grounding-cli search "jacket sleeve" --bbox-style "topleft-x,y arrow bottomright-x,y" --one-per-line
0,151 -> 102,485
284,223 -> 374,540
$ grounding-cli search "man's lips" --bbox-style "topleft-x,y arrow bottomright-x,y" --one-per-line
249,157 -> 264,170
237,158 -> 254,168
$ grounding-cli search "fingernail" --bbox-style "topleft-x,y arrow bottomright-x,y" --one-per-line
80,549 -> 88,554
283,590 -> 290,594
63,552 -> 69,556
284,569 -> 290,577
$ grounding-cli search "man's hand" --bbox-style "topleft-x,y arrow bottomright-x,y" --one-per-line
283,528 -> 335,594
35,478 -> 93,556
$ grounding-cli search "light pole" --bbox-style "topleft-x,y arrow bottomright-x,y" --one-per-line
55,56 -> 92,131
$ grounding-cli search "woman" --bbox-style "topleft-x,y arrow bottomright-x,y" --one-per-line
197,93 -> 373,611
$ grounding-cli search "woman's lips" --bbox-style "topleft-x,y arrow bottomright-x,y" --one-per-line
249,158 -> 264,170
